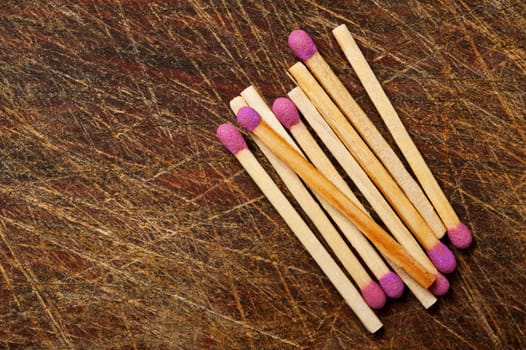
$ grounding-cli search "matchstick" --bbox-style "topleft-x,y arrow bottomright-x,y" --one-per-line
288,29 -> 446,240
274,96 -> 444,303
241,86 -> 403,299
288,87 -> 449,298
216,123 -> 383,333
237,107 -> 436,289
288,62 -> 456,275
230,96 -> 387,309
332,24 -> 472,249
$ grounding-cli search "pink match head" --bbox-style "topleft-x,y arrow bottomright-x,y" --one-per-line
236,106 -> 261,132
360,281 -> 386,310
216,123 -> 248,155
272,97 -> 301,130
288,29 -> 317,61
428,273 -> 450,296
447,221 -> 473,249
427,242 -> 457,274
378,271 -> 404,299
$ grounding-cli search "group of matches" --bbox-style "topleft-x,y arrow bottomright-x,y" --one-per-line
216,25 -> 473,333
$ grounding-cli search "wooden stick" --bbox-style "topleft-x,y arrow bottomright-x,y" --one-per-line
216,123 -> 383,333
288,62 -> 457,275
272,98 -> 440,309
278,94 -> 440,304
230,96 -> 387,309
241,86 -> 406,299
271,96 -> 405,299
237,107 -> 436,289
288,87 -> 449,298
332,24 -> 472,249
288,29 -> 446,239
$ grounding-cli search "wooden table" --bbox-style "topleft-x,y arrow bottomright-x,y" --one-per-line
1,1 -> 524,348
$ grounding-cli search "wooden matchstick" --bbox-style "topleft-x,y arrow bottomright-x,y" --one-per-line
230,96 -> 387,309
332,24 -> 472,249
241,86 -> 404,299
288,29 -> 446,240
271,96 -> 405,299
288,87 -> 449,298
288,62 -> 457,275
216,123 -> 383,333
275,95 -> 443,304
236,107 -> 436,289
272,97 -> 438,309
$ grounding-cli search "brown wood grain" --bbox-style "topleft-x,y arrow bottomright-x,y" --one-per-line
0,0 -> 524,349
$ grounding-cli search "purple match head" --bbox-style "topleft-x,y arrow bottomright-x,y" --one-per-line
428,272 -> 450,296
216,123 -> 248,155
236,106 -> 261,132
447,221 -> 473,249
272,97 -> 301,130
379,271 -> 405,299
288,29 -> 318,61
360,281 -> 386,310
427,242 -> 457,274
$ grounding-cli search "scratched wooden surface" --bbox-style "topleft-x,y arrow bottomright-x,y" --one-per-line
0,0 -> 525,349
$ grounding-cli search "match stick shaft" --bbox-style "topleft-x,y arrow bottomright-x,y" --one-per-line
289,121 -> 391,278
289,119 -> 437,309
289,87 -> 438,307
234,148 -> 382,333
289,62 -> 438,251
290,122 -> 365,210
250,119 -> 435,288
333,24 -> 460,229
241,87 -> 389,280
231,96 -> 373,290
303,51 -> 446,239
288,87 -> 437,271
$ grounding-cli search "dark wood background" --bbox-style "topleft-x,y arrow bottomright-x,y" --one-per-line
1,1 -> 525,349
